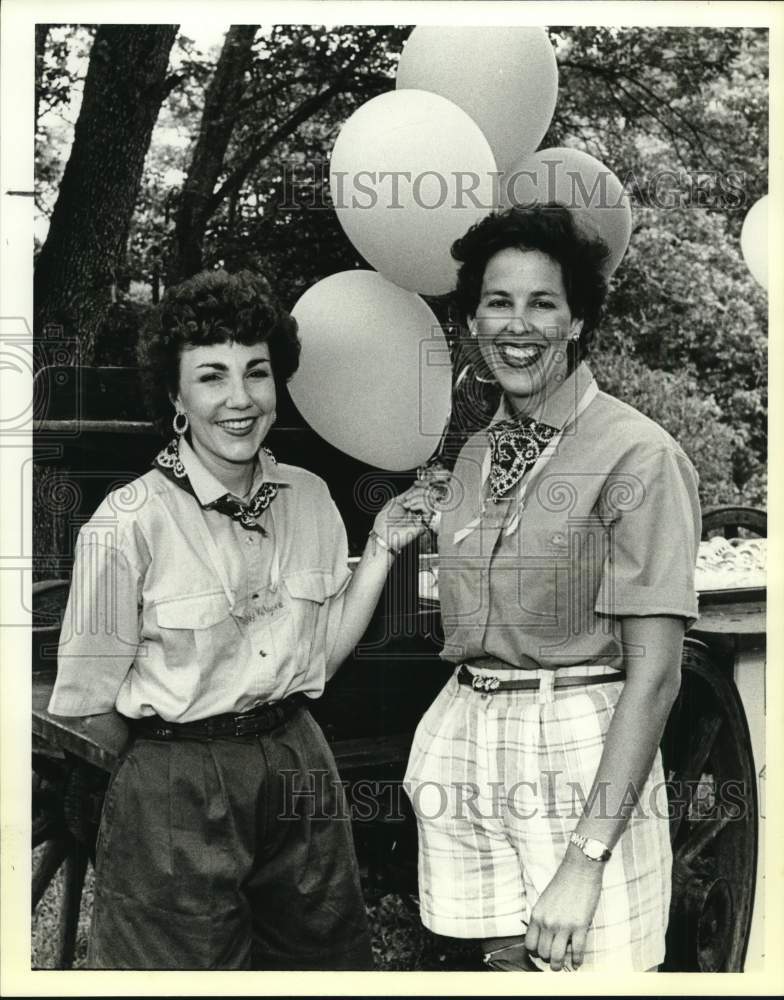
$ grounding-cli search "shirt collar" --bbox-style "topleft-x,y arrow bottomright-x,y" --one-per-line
490,361 -> 596,432
177,436 -> 290,508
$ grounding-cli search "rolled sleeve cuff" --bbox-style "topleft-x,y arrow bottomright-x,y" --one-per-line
595,582 -> 699,630
47,661 -> 125,717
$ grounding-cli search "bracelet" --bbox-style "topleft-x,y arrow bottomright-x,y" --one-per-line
369,529 -> 397,556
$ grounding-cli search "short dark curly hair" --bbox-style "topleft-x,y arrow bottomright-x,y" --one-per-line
137,268 -> 300,428
451,203 -> 610,360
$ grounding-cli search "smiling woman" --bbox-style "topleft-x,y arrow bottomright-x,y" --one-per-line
46,268 -> 433,970
404,205 -> 702,974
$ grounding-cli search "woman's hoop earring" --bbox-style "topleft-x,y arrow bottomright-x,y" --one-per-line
173,410 -> 189,436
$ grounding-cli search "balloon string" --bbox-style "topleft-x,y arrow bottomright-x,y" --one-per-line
432,408 -> 452,463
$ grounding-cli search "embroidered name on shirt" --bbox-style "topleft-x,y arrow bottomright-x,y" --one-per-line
257,598 -> 284,618
235,597 -> 285,624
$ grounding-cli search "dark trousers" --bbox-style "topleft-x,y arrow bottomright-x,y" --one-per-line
87,707 -> 373,970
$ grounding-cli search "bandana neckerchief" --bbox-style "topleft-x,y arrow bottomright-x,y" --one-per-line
486,414 -> 558,502
153,438 -> 279,535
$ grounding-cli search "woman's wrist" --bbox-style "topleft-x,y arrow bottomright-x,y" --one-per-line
561,841 -> 608,879
368,528 -> 398,559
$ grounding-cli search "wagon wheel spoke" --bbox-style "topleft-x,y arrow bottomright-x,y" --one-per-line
676,815 -> 732,869
33,819 -> 61,849
31,837 -> 69,911
55,843 -> 89,970
669,713 -> 724,843
681,717 -> 723,788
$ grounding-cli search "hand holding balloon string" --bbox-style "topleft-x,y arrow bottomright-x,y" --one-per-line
373,469 -> 451,552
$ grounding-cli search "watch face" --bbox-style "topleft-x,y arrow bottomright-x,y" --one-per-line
584,838 -> 610,861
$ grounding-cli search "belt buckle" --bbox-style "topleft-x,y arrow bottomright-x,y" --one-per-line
233,713 -> 259,736
471,673 -> 500,693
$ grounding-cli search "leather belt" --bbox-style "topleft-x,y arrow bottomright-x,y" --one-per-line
127,692 -> 305,741
457,663 -> 625,693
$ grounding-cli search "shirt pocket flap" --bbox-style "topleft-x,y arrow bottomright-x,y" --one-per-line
155,592 -> 232,629
284,569 -> 341,605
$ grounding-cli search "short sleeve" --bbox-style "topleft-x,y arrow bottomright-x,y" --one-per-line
594,447 -> 701,627
48,524 -> 143,717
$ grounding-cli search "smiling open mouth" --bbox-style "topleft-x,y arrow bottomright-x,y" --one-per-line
496,342 -> 543,369
216,417 -> 257,434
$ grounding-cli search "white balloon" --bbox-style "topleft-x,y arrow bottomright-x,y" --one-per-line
290,271 -> 452,471
396,26 -> 558,173
500,147 -> 633,275
329,90 -> 496,295
740,195 -> 768,290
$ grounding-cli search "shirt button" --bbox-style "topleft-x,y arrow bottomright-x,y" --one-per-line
252,593 -> 259,599
259,649 -> 267,657
246,537 -> 254,545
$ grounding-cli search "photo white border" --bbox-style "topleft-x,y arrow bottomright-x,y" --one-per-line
2,1 -> 782,995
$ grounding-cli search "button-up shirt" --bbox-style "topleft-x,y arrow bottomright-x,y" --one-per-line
437,362 -> 701,670
49,439 -> 351,721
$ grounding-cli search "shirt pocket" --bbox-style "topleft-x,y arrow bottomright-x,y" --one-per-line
275,569 -> 343,668
154,591 -> 235,672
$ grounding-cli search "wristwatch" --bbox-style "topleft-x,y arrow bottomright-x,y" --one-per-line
569,831 -> 612,862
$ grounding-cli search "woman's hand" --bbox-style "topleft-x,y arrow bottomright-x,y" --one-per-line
372,483 -> 438,553
524,851 -> 604,971
61,711 -> 130,758
373,470 -> 449,552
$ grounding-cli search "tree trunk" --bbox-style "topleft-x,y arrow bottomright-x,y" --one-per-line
33,25 -> 179,362
167,25 -> 257,285
35,25 -> 49,129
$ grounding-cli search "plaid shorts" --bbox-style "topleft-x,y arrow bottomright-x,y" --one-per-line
404,665 -> 672,971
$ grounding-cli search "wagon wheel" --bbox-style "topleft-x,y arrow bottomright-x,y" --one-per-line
700,506 -> 766,541
661,640 -> 758,971
32,756 -> 105,969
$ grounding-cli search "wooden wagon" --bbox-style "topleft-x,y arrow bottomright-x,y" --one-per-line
31,367 -> 766,972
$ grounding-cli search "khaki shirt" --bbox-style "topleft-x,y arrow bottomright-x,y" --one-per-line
437,363 -> 701,670
49,439 -> 350,721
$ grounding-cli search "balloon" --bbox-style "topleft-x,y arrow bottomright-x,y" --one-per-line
329,90 -> 496,295
499,147 -> 633,275
396,26 -> 558,173
740,195 -> 768,290
289,271 -> 452,471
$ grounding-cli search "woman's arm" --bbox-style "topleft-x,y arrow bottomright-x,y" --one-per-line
325,486 -> 433,677
524,614 -> 684,970
49,711 -> 131,757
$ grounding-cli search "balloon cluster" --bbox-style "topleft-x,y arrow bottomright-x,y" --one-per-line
290,27 -> 632,470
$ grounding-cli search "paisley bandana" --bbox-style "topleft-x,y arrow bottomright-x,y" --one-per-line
486,415 -> 558,502
153,438 -> 279,535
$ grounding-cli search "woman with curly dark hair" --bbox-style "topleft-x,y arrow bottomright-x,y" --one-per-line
49,268 -> 429,970
404,204 -> 701,973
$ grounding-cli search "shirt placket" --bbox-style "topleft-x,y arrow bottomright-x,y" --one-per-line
479,494 -> 515,649
237,513 -> 278,696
